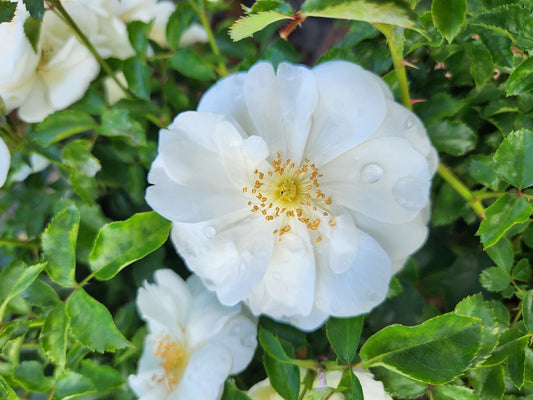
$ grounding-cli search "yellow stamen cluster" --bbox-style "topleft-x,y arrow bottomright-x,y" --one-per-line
152,334 -> 190,392
242,153 -> 335,241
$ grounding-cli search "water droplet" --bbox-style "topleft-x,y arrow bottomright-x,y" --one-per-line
393,177 -> 428,211
203,226 -> 216,239
404,117 -> 414,129
241,336 -> 256,348
361,163 -> 384,183
273,272 -> 281,280
231,326 -> 241,335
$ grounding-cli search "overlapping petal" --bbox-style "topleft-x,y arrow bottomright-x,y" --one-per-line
0,137 -> 10,187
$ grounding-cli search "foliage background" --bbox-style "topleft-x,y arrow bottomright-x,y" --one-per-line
1,0 -> 533,399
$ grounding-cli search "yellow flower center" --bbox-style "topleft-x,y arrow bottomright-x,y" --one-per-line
152,334 -> 190,393
243,153 -> 335,242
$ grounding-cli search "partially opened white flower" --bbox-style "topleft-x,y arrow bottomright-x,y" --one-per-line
0,137 -> 10,187
247,367 -> 392,400
128,269 -> 257,400
146,60 -> 438,330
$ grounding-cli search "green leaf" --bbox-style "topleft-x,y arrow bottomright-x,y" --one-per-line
0,375 -> 18,400
0,321 -> 29,352
89,211 -> 171,280
337,368 -> 364,400
166,2 -> 196,49
360,313 -> 483,384
477,194 -> 533,248
468,365 -> 505,400
0,2 -> 17,23
40,303 -> 69,367
80,360 -> 124,392
485,238 -> 513,272
480,266 -> 511,292
127,20 -> 151,55
221,380 -> 253,400
124,56 -> 151,100
98,108 -> 146,146
433,182 -> 465,226
62,140 -> 101,204
67,288 -> 130,352
258,327 -> 294,362
512,258 -> 532,282
428,120 -> 476,156
250,0 -> 293,13
371,366 -> 427,399
23,16 -> 41,53
326,316 -> 364,363
169,48 -> 217,81
507,57 -> 533,96
263,353 -> 300,400
468,155 -> 501,191
301,0 -> 416,29
42,205 -> 80,286
433,385 -> 477,400
468,40 -> 493,87
230,11 -> 292,41
31,110 -> 97,146
523,290 -> 533,333
431,0 -> 466,42
23,0 -> 44,19
23,279 -> 60,307
0,262 -> 46,319
13,361 -> 52,392
493,129 -> 533,188
54,371 -> 96,399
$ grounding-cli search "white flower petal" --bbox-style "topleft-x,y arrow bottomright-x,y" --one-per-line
321,136 -> 431,224
0,138 -> 10,187
304,60 -> 388,166
315,229 -> 392,317
283,307 -> 329,332
17,76 -> 54,123
179,23 -> 209,47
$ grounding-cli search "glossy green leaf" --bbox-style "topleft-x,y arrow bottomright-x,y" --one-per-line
124,56 -> 151,100
23,0 -> 44,19
258,327 -> 294,362
507,57 -> 533,96
0,321 -> 29,352
468,40 -> 493,87
493,129 -> 533,188
230,11 -> 292,41
302,0 -> 416,29
32,110 -> 97,146
485,238 -> 513,272
477,194 -> 533,248
263,353 -> 300,400
13,361 -> 52,392
80,360 -> 124,392
127,20 -> 151,55
67,288 -> 130,352
468,156 -> 501,191
360,313 -> 483,384
337,368 -> 364,400
428,120 -> 476,156
221,380 -> 253,400
98,108 -> 146,147
23,16 -> 41,53
468,365 -> 505,400
169,48 -> 217,81
23,279 -> 60,307
371,366 -> 427,399
0,2 -> 17,23
433,385 -> 477,400
326,316 -> 364,363
54,371 -> 96,399
42,205 -> 79,286
89,211 -> 171,280
523,290 -> 533,333
480,267 -> 511,292
431,0 -> 466,42
512,258 -> 532,282
40,303 -> 69,367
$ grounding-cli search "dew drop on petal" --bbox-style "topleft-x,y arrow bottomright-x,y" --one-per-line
203,226 -> 216,239
404,117 -> 414,129
392,177 -> 428,211
361,163 -> 384,183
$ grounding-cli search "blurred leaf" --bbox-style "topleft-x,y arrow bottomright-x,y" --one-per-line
89,212 -> 171,280
507,57 -> 533,96
124,56 -> 151,100
13,361 -> 52,392
360,313 -> 483,384
326,316 -> 364,363
512,258 -> 532,282
98,108 -> 146,146
337,368 -> 364,400
127,20 -> 151,55
230,11 -> 292,41
0,2 -> 17,23
62,140 -> 101,204
23,0 -> 44,19
478,28 -> 513,69
263,353 -> 300,400
480,267 -> 511,292
477,194 -> 532,248
54,371 -> 96,399
485,238 -> 513,272
0,375 -> 17,400
493,129 -> 533,188
42,205 -> 79,287
80,360 -> 124,392
433,385 -> 477,400
468,40 -> 493,87
302,0 -> 416,29
67,288 -> 130,352
23,16 -> 41,53
431,0 -> 466,42
0,321 -> 29,352
433,182 -> 465,226
221,380 -> 253,400
468,365 -> 505,400
414,92 -> 464,125
32,110 -> 97,146
166,2 -> 196,49
523,290 -> 533,333
169,48 -> 217,81
428,120 -> 476,156
40,303 -> 69,367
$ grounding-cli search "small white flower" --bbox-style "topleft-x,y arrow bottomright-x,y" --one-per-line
0,137 -> 10,187
146,61 -> 438,330
128,269 -> 257,400
247,368 -> 393,400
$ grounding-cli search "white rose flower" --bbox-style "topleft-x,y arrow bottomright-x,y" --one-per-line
0,137 -> 10,187
247,368 -> 393,400
146,60 -> 438,330
128,269 -> 258,400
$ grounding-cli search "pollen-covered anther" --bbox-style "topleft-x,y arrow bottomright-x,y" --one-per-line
153,334 -> 190,392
